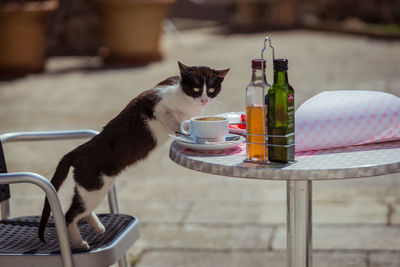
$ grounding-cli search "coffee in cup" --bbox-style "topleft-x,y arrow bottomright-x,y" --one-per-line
195,117 -> 226,122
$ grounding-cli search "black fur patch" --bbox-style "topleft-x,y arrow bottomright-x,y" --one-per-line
157,75 -> 180,87
69,88 -> 161,190
65,187 -> 86,225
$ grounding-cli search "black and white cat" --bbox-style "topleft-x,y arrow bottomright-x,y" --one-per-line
38,62 -> 229,249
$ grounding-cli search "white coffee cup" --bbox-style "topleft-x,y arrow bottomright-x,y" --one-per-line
180,115 -> 229,144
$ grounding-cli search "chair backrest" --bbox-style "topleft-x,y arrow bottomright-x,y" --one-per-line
0,142 -> 10,203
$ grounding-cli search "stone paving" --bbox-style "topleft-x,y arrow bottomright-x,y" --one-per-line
1,27 -> 400,266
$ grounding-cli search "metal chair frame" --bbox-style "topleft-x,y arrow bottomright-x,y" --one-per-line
0,130 -> 139,267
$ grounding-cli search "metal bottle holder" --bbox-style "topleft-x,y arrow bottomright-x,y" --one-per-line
244,36 -> 296,165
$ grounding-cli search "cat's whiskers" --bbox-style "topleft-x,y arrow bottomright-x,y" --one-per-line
214,100 -> 224,106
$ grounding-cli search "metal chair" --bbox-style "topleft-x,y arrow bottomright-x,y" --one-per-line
0,130 -> 140,267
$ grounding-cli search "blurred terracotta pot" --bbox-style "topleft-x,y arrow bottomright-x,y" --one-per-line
93,0 -> 175,65
0,0 -> 57,78
236,0 -> 298,31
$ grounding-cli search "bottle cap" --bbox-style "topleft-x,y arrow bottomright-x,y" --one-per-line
273,58 -> 288,71
251,59 -> 266,70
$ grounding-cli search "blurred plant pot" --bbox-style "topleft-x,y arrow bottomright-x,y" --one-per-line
93,0 -> 175,66
235,0 -> 298,31
0,0 -> 58,78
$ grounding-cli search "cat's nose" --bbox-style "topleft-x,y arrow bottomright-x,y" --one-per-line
201,98 -> 208,104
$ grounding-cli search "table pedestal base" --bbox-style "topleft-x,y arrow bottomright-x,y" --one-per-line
287,180 -> 312,267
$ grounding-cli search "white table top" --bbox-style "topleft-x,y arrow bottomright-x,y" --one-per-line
169,140 -> 400,181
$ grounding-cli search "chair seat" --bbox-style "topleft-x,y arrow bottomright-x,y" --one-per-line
0,214 -> 139,267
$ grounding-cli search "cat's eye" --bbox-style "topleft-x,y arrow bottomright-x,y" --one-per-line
209,88 -> 215,93
194,88 -> 200,92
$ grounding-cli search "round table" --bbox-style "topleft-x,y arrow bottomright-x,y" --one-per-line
169,140 -> 400,267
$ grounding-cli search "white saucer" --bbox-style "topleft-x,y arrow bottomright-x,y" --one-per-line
172,134 -> 245,151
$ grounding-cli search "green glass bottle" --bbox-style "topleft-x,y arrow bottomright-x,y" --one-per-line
267,59 -> 295,163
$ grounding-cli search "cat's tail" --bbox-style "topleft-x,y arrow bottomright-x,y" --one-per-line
38,152 -> 74,243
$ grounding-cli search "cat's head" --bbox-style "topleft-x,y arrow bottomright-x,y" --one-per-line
178,61 -> 229,106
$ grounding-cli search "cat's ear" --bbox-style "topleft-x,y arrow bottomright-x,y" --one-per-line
217,68 -> 230,79
178,61 -> 190,74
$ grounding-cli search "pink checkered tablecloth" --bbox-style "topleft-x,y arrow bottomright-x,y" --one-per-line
295,90 -> 400,152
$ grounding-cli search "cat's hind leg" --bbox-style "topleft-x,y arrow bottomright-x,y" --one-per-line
86,211 -> 105,234
78,176 -> 115,234
65,187 -> 91,249
66,175 -> 115,249
68,219 -> 90,250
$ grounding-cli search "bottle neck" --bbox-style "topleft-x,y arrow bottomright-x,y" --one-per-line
273,70 -> 288,84
251,68 -> 267,82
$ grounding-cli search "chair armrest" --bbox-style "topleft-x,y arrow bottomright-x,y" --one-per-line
0,130 -> 120,214
0,129 -> 99,143
0,172 -> 73,267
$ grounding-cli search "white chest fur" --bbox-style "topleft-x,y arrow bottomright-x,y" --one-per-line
148,83 -> 204,145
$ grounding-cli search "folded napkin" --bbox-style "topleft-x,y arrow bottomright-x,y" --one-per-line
295,90 -> 400,152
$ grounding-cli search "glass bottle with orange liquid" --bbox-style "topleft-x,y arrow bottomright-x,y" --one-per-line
246,59 -> 270,162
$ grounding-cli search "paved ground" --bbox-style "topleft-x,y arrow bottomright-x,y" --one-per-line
1,27 -> 400,267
